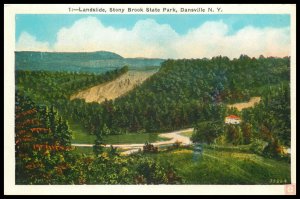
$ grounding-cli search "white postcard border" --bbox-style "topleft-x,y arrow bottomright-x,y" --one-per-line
4,4 -> 296,195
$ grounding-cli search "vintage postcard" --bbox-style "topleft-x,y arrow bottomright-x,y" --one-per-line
4,4 -> 296,195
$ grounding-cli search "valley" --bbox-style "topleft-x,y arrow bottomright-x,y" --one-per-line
14,51 -> 291,185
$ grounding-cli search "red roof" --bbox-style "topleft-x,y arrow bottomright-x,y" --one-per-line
226,115 -> 240,119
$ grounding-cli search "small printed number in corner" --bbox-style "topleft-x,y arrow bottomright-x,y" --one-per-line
269,178 -> 288,184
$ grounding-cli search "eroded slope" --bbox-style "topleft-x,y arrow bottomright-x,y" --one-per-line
70,71 -> 155,103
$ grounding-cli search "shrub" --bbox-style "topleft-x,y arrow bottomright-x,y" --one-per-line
134,157 -> 181,184
249,139 -> 268,155
143,142 -> 158,153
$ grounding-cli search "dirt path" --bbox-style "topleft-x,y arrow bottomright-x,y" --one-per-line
227,97 -> 261,111
72,128 -> 194,155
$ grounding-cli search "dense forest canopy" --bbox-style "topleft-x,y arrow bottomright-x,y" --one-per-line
107,56 -> 290,132
16,55 -> 290,135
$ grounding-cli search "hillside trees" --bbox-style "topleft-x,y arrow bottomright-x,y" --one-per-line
106,56 -> 289,134
241,84 -> 291,157
16,56 -> 290,148
190,82 -> 290,152
16,66 -> 128,133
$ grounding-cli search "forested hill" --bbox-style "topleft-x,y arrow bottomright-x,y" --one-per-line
103,55 -> 290,132
15,55 -> 291,157
60,55 -> 290,139
15,51 -> 164,73
16,51 -> 124,61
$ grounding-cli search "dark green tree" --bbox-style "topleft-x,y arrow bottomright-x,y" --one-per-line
93,127 -> 104,156
191,121 -> 222,144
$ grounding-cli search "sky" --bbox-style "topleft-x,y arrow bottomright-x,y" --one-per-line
15,14 -> 290,59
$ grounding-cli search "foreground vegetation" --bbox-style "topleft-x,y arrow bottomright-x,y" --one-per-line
146,147 -> 290,184
15,92 -> 181,184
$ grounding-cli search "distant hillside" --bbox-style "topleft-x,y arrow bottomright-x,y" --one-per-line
15,51 -> 164,73
16,51 -> 124,61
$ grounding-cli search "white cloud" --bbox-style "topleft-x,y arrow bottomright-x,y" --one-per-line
53,17 -> 180,58
16,31 -> 50,51
16,17 -> 290,59
176,22 -> 290,59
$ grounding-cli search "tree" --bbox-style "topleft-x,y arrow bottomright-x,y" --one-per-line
15,92 -> 73,184
48,105 -> 58,144
225,124 -> 243,145
241,122 -> 252,144
191,121 -> 222,144
93,127 -> 104,156
102,123 -> 111,135
56,118 -> 72,146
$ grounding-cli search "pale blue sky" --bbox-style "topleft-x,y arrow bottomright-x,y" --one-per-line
15,14 -> 291,58
16,14 -> 290,44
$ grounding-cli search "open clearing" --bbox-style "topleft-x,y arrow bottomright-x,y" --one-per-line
227,97 -> 261,111
147,148 -> 290,184
70,71 -> 156,103
69,116 -> 194,155
72,128 -> 194,155
69,120 -> 170,144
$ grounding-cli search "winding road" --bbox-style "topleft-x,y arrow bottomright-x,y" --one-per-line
72,128 -> 194,155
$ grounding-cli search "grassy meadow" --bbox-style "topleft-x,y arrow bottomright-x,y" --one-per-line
145,147 -> 291,184
69,120 -> 170,144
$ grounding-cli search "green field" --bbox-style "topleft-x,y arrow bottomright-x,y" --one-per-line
69,121 -> 97,144
180,131 -> 193,138
103,133 -> 170,144
69,121 -> 170,144
146,147 -> 291,184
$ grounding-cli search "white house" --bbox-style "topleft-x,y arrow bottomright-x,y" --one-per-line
225,115 -> 241,124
